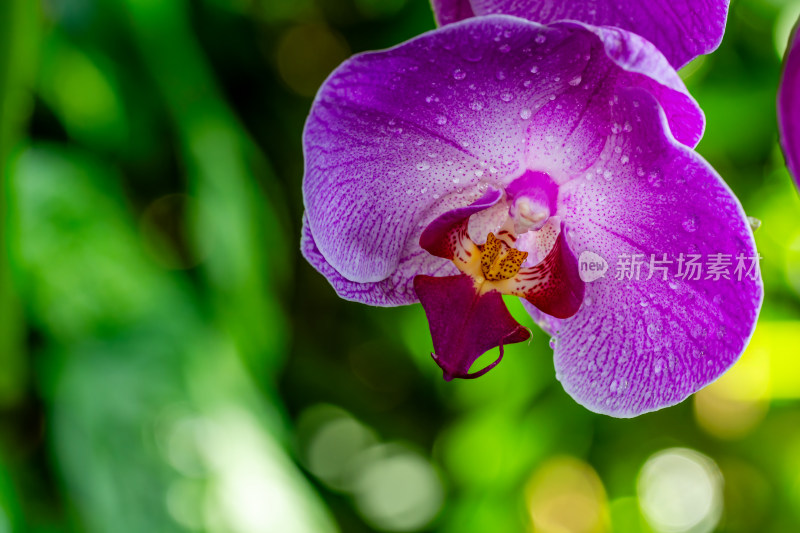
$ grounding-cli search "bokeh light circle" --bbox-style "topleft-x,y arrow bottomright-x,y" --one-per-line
637,448 -> 723,533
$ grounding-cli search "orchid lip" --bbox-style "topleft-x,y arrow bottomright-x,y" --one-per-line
415,189 -> 584,381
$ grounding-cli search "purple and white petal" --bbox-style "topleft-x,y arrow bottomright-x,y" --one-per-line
779,18 -> 800,186
446,0 -> 729,69
304,16 -> 703,305
523,87 -> 762,417
301,215 -> 458,306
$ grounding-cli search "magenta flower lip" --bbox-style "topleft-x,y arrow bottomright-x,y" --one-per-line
301,15 -> 762,417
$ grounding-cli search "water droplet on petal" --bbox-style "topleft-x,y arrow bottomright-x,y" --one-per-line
435,115 -> 447,125
620,155 -> 629,164
568,75 -> 582,86
416,161 -> 431,171
453,68 -> 466,80
549,338 -> 557,349
495,69 -> 506,80
682,216 -> 697,232
654,358 -> 664,374
520,108 -> 532,119
535,34 -> 546,44
470,101 -> 483,111
647,323 -> 662,340
500,92 -> 514,102
530,65 -> 539,74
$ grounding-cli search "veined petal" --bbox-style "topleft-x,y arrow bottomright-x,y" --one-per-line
414,274 -> 530,380
525,88 -> 763,417
440,0 -> 729,69
563,22 -> 705,148
779,19 -> 800,187
304,16 -> 704,305
301,214 -> 457,306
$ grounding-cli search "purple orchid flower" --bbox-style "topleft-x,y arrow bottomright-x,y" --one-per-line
301,15 -> 762,417
431,0 -> 729,69
779,18 -> 800,185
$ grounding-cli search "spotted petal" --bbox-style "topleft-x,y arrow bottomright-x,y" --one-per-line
523,87 -> 762,417
432,0 -> 730,69
303,16 -> 703,305
779,18 -> 800,187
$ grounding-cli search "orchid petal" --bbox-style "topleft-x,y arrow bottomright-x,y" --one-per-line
301,214 -> 457,306
435,0 -> 730,69
414,274 -> 530,380
523,88 -> 763,417
304,16 -> 703,305
419,188 -> 502,265
779,18 -> 800,187
431,0 -> 475,26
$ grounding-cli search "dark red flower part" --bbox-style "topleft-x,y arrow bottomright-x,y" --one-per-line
414,190 -> 584,381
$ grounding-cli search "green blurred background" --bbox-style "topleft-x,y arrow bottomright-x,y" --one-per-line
0,0 -> 799,532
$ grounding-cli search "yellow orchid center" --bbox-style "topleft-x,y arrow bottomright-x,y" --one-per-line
480,232 -> 528,281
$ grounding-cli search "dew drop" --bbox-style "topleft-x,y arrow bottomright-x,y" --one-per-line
416,161 -> 431,171
500,92 -> 514,102
682,216 -> 697,233
603,170 -> 613,180
453,68 -> 466,80
470,100 -> 484,111
535,34 -> 546,44
495,69 -> 506,81
620,155 -> 629,164
568,75 -> 582,86
647,323 -> 662,340
549,338 -> 557,349
530,65 -> 540,74
654,358 -> 664,374
474,169 -> 484,178
435,115 -> 447,125
610,379 -> 619,393
520,107 -> 532,119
